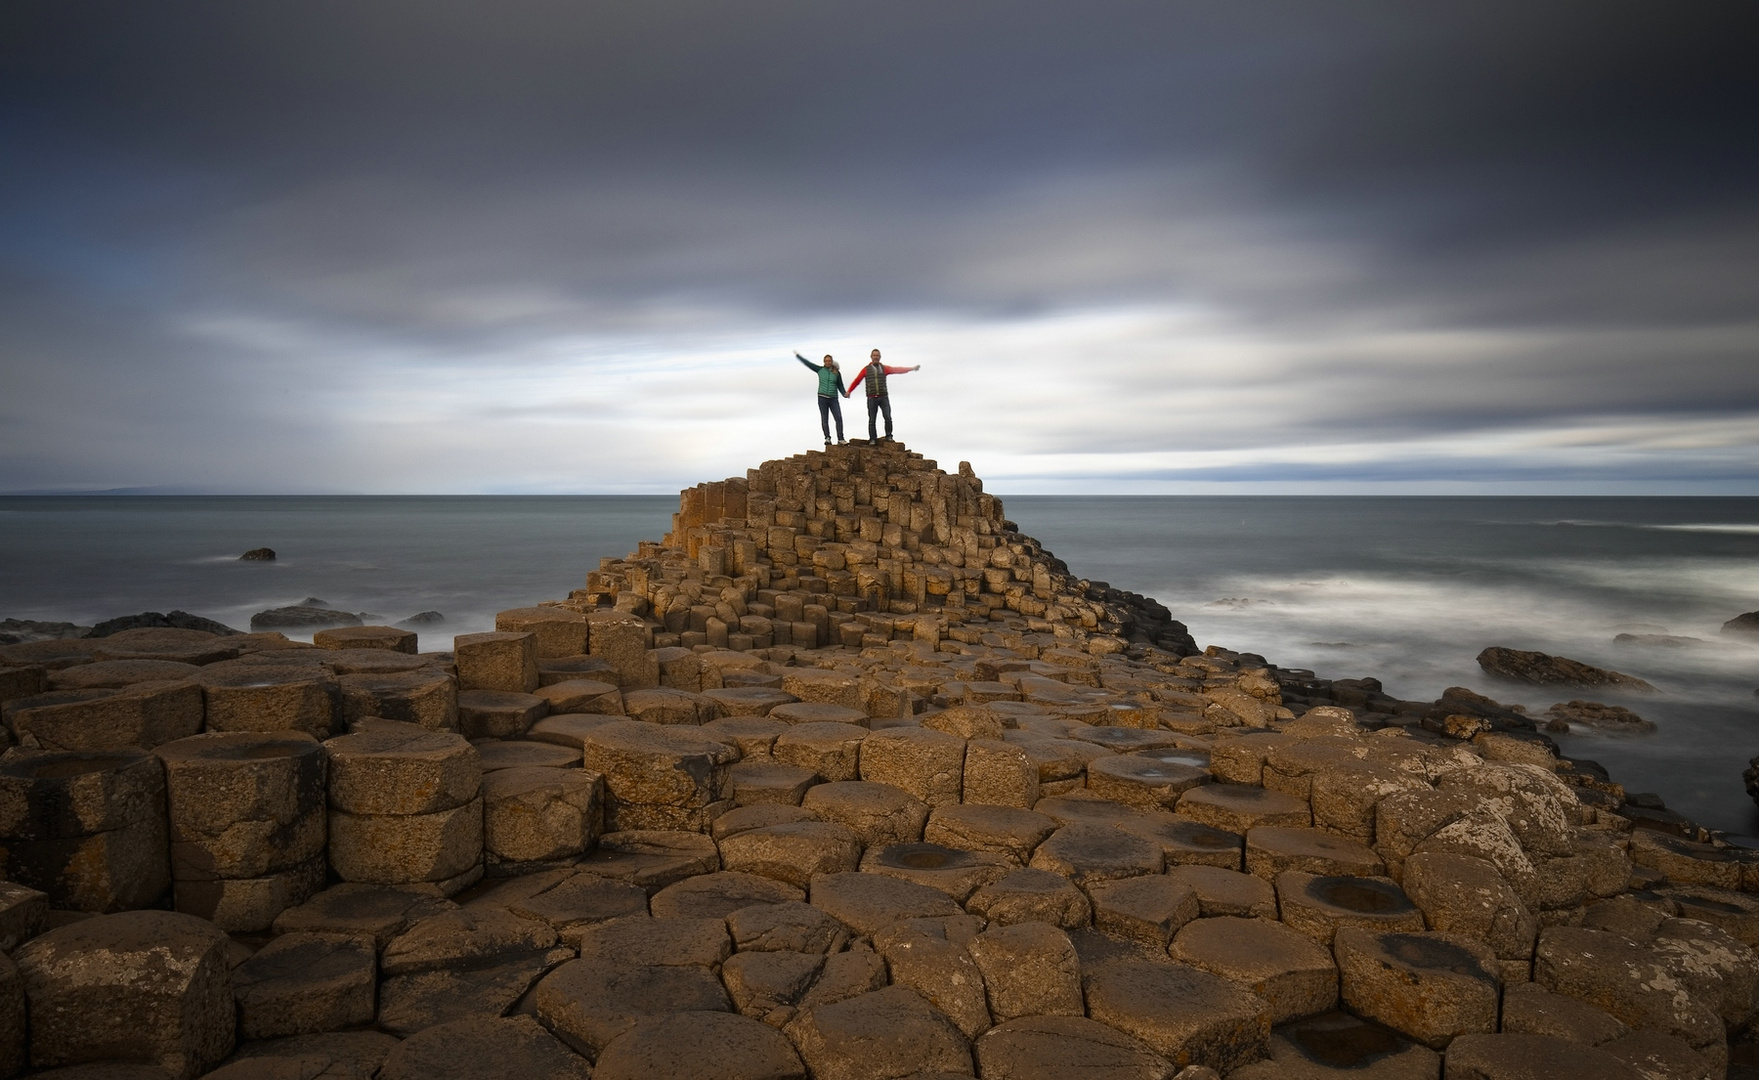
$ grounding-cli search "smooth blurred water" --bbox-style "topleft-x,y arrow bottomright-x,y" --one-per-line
3,494 -> 1757,837
1008,495 -> 1759,839
0,496 -> 675,642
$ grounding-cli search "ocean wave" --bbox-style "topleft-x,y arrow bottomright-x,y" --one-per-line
1536,519 -> 1759,534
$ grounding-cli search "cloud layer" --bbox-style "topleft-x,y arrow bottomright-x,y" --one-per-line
2,1 -> 1756,492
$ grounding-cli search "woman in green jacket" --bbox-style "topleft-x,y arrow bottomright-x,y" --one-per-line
795,352 -> 849,445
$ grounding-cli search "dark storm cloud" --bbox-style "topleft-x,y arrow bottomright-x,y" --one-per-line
1,1 -> 1756,491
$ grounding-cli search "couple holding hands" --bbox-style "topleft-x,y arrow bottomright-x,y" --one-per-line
794,348 -> 921,445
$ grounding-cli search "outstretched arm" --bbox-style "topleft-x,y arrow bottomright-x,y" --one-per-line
795,352 -> 822,372
881,364 -> 919,375
846,368 -> 867,394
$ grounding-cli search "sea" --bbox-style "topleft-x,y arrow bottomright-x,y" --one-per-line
2,494 -> 1756,839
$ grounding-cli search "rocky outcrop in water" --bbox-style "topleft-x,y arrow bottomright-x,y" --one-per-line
1722,611 -> 1759,638
251,600 -> 366,633
239,547 -> 277,561
1543,700 -> 1655,734
0,442 -> 1751,1079
85,611 -> 242,638
1475,647 -> 1656,692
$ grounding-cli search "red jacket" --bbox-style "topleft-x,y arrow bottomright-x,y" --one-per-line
847,363 -> 912,396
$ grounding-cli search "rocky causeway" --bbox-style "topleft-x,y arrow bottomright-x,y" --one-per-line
0,441 -> 1753,1079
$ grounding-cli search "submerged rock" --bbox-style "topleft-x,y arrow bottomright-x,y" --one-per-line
399,611 -> 446,629
239,548 -> 277,561
1476,647 -> 1655,692
1544,700 -> 1656,734
85,611 -> 241,638
1613,632 -> 1705,648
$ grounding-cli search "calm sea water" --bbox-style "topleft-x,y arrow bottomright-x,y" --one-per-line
2,494 -> 1757,837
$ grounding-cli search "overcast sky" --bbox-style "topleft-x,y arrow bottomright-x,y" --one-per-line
3,1 -> 1756,493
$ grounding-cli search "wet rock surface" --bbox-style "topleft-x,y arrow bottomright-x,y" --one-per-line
0,443 -> 1748,1078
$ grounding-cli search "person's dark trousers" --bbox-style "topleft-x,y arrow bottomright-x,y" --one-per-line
818,394 -> 844,441
866,394 -> 893,440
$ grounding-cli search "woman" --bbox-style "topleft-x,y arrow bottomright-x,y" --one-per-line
795,352 -> 848,445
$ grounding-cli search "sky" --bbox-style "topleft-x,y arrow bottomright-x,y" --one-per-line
2,1 -> 1756,494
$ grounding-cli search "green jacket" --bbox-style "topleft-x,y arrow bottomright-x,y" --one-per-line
796,354 -> 846,397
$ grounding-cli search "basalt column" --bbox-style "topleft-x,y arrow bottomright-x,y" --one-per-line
154,731 -> 328,932
0,749 -> 171,911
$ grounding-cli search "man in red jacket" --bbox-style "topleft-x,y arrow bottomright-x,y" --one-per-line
846,349 -> 921,443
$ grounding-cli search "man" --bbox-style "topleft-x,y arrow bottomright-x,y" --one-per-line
794,352 -> 848,444
846,349 -> 921,442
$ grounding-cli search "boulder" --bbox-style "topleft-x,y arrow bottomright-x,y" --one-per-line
238,549 -> 276,561
1475,647 -> 1654,692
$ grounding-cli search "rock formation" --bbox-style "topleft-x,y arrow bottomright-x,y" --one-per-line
1475,647 -> 1656,693
0,442 -> 1752,1080
1723,611 -> 1759,638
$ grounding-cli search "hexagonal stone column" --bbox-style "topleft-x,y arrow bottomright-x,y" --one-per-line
14,910 -> 233,1078
580,721 -> 740,831
155,731 -> 327,931
1082,957 -> 1270,1074
481,766 -> 603,875
196,662 -> 338,738
323,720 -> 483,894
1334,928 -> 1500,1049
0,749 -> 169,911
